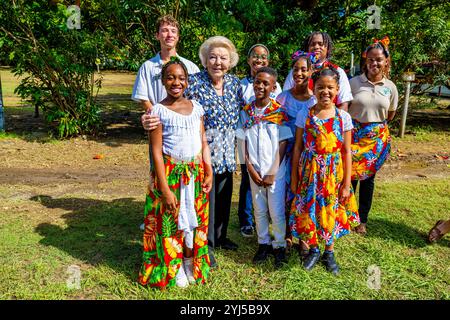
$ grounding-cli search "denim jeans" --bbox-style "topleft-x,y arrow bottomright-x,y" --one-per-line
237,164 -> 254,229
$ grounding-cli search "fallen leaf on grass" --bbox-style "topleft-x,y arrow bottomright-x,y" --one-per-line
93,154 -> 104,159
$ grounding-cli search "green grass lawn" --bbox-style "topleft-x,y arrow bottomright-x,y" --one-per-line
0,179 -> 449,300
1,68 -> 449,300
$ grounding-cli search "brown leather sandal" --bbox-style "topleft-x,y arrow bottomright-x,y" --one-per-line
427,220 -> 445,243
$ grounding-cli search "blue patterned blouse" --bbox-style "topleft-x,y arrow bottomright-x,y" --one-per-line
185,70 -> 244,174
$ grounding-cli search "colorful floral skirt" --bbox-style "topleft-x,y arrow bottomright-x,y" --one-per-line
290,151 -> 360,246
138,154 -> 210,288
351,120 -> 391,181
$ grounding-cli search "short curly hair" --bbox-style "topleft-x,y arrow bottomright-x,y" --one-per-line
198,36 -> 239,69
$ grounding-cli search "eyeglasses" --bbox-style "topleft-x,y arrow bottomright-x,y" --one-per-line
250,54 -> 268,61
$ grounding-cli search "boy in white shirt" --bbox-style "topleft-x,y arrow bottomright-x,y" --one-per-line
237,44 -> 282,238
239,67 -> 293,268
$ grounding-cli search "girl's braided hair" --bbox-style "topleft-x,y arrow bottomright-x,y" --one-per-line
303,31 -> 333,60
311,65 -> 340,85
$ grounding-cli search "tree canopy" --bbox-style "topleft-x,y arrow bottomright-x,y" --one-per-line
1,0 -> 448,137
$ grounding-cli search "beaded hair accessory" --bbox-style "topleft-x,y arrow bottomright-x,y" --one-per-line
362,36 -> 390,58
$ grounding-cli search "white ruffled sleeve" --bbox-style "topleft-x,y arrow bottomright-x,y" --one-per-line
192,100 -> 204,117
339,109 -> 354,131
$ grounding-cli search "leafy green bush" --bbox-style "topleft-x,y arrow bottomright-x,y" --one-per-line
0,1 -> 104,138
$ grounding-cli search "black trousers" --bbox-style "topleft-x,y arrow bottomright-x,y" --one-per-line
351,174 -> 376,224
208,171 -> 233,248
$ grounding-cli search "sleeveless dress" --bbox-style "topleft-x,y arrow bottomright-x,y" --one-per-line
290,107 -> 360,246
138,101 -> 210,288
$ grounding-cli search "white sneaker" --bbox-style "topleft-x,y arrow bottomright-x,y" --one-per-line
176,263 -> 189,288
183,257 -> 196,284
139,223 -> 145,231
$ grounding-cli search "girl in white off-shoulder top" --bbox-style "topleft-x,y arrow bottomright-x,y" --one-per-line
138,58 -> 213,290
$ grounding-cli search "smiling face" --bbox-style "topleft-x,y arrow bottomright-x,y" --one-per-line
308,34 -> 328,62
247,46 -> 269,77
314,75 -> 339,107
253,72 -> 276,101
365,47 -> 388,79
292,58 -> 312,87
162,63 -> 187,99
156,22 -> 179,50
206,46 -> 231,80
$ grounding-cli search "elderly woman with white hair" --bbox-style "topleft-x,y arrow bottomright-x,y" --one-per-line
184,36 -> 244,268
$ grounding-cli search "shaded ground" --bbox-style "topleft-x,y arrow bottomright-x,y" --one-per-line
1,70 -> 449,300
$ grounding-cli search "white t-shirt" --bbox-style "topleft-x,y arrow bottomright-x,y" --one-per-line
240,76 -> 282,105
239,104 -> 293,177
283,65 -> 353,105
131,53 -> 200,105
295,107 -> 353,132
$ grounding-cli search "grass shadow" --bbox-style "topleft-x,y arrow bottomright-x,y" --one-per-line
2,96 -> 147,146
366,217 -> 450,248
31,195 -> 144,281
215,201 -> 302,271
390,108 -> 450,133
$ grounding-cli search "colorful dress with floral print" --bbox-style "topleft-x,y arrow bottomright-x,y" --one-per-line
351,120 -> 391,180
290,108 -> 359,246
138,154 -> 210,289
